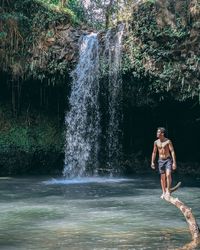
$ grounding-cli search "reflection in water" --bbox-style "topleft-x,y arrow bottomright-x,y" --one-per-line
0,176 -> 199,250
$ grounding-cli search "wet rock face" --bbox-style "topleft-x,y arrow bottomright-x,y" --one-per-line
30,25 -> 89,76
28,21 -> 103,80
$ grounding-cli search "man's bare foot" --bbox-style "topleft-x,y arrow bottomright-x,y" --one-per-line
160,193 -> 165,199
165,190 -> 171,197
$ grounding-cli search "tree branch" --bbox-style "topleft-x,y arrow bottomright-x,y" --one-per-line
164,194 -> 200,249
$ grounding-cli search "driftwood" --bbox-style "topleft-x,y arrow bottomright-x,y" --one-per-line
163,189 -> 200,249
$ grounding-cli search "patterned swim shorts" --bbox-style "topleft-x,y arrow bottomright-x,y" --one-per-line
158,157 -> 172,174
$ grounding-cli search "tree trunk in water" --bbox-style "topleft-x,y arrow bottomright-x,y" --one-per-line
163,194 -> 200,249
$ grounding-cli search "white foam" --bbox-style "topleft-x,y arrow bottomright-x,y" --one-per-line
43,177 -> 130,185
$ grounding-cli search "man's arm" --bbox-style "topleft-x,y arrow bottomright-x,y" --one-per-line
169,140 -> 177,170
151,141 -> 157,169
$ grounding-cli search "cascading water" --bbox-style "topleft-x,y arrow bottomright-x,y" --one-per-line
63,33 -> 100,178
104,24 -> 125,174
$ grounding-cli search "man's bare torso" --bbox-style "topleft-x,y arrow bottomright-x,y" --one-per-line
155,138 -> 171,159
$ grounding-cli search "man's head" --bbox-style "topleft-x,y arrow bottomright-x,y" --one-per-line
157,127 -> 166,138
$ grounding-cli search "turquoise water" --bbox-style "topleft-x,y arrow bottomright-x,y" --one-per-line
0,175 -> 199,249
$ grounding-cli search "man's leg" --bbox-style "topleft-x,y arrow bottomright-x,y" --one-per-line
166,169 -> 172,195
160,173 -> 166,196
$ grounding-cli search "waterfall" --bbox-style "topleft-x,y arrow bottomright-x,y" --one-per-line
63,33 -> 100,178
104,24 -> 124,174
63,25 -> 124,178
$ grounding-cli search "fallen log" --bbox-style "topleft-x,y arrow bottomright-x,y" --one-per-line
163,194 -> 200,249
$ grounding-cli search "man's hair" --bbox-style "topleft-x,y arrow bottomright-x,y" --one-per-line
157,127 -> 166,135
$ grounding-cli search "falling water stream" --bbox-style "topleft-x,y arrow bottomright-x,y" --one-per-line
64,25 -> 124,178
105,24 -> 124,173
64,33 -> 100,178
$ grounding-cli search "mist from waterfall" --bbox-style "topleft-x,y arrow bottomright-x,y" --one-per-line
63,33 -> 100,178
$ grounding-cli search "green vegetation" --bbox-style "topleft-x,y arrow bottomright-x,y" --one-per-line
0,113 -> 63,153
0,1 -> 73,174
0,105 -> 64,175
0,0 -> 83,80
122,1 -> 200,102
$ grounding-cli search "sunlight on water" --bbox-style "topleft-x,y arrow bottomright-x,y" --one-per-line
0,175 -> 199,250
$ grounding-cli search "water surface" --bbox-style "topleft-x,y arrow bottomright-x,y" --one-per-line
0,175 -> 200,249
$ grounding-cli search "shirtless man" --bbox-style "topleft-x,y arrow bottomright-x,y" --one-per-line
151,127 -> 177,198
